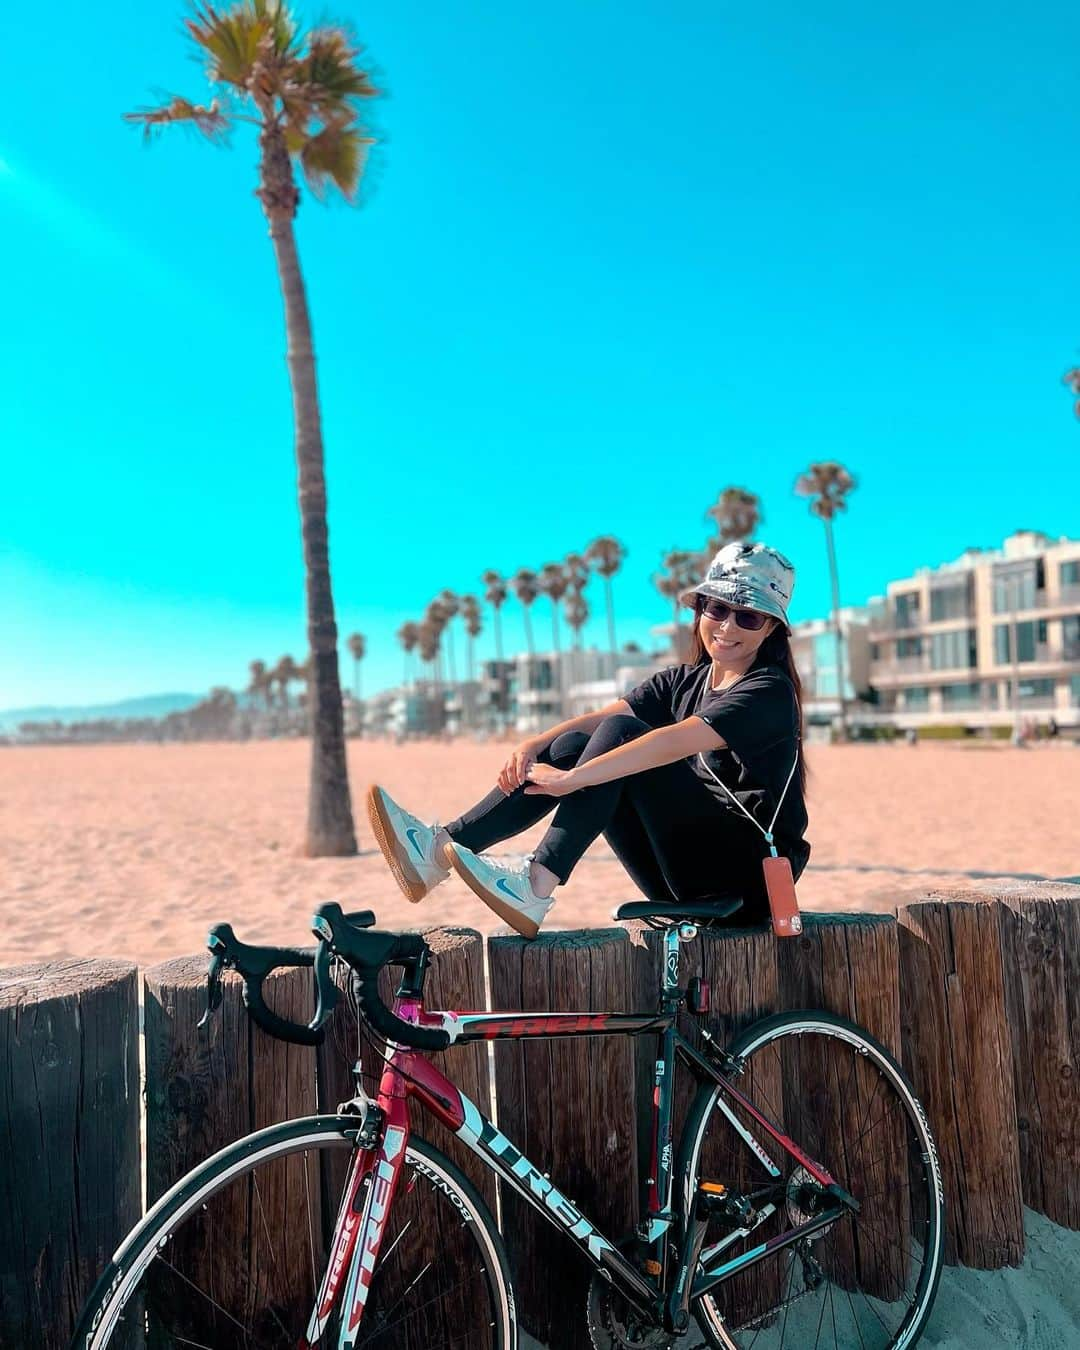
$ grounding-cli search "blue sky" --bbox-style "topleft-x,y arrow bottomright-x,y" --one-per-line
3,0 -> 1079,710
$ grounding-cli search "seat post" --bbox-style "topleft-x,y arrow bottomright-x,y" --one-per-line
660,920 -> 698,1004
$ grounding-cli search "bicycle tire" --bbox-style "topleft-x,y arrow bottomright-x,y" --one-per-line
683,1010 -> 944,1350
71,1114 -> 517,1350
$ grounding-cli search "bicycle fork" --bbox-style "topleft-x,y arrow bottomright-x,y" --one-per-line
302,1095 -> 411,1349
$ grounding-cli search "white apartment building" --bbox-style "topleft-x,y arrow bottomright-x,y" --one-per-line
867,530 -> 1080,731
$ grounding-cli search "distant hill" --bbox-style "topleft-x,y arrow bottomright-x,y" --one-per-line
0,693 -> 204,734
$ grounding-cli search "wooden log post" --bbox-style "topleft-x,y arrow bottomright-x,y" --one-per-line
897,897 -> 1024,1267
776,913 -> 906,1302
995,882 -> 1080,1230
0,959 -> 140,1350
143,956 -> 318,1342
489,928 -> 639,1350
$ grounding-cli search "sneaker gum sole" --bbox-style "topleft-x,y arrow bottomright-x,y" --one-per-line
366,786 -> 430,905
447,848 -> 542,940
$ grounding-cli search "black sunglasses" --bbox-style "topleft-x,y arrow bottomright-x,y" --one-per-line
699,598 -> 769,631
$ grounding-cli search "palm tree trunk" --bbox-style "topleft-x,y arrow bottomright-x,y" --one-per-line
551,603 -> 560,653
605,575 -> 616,657
493,605 -> 504,663
265,201 -> 356,855
823,515 -> 849,739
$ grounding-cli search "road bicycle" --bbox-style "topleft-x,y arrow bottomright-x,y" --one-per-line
74,897 -> 944,1349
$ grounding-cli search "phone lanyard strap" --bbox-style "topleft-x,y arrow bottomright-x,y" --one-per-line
696,744 -> 799,858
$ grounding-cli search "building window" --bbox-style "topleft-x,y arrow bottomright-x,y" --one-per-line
870,642 -> 880,661
1018,677 -> 1055,703
993,561 -> 1044,613
930,578 -> 973,622
995,620 -> 1048,664
894,592 -> 920,629
930,628 -> 976,670
904,686 -> 930,709
1061,560 -> 1080,588
1063,615 -> 1080,658
896,636 -> 922,658
941,682 -> 981,709
1071,674 -> 1080,707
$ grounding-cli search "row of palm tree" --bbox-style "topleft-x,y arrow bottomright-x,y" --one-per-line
393,537 -> 628,691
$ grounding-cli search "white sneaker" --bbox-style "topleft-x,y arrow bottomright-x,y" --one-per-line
366,785 -> 450,904
446,843 -> 554,939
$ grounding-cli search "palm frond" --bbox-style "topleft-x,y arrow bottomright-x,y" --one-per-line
123,95 -> 229,141
298,121 -> 370,199
295,26 -> 379,101
186,1 -> 297,87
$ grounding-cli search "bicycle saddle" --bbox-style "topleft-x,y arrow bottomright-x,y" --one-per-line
614,897 -> 743,925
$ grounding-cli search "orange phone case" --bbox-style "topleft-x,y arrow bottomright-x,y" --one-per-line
763,854 -> 802,938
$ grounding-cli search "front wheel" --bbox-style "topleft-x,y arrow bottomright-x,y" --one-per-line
686,1011 -> 944,1350
72,1116 -> 516,1349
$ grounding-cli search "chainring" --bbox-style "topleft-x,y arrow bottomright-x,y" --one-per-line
586,1272 -> 678,1350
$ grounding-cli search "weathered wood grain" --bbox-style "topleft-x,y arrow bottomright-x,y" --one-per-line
142,955 -> 319,1341
490,927 -> 639,1350
897,897 -> 1024,1267
0,959 -> 140,1350
994,884 -> 1080,1230
776,913 -> 907,1302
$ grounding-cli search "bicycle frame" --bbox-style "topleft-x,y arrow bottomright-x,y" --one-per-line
305,926 -> 854,1345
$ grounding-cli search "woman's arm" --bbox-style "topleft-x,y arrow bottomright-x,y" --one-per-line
497,699 -> 635,795
524,715 -> 726,796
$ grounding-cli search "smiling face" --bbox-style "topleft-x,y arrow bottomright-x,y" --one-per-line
696,596 -> 778,670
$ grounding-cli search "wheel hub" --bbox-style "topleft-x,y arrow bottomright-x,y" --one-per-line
785,1166 -> 835,1239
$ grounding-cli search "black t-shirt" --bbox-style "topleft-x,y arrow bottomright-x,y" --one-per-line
623,659 -> 810,879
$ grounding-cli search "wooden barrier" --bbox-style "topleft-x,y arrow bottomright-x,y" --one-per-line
995,883 -> 1080,1230
0,959 -> 140,1350
4,894 -> 1080,1346
489,927 -> 639,1350
897,897 -> 1024,1267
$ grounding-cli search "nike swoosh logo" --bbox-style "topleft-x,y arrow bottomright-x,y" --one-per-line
405,827 -> 426,859
495,877 -> 524,904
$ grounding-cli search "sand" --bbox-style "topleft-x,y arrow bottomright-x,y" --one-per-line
2,738 -> 1078,966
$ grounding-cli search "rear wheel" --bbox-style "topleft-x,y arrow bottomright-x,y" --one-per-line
688,1012 -> 944,1350
72,1116 -> 516,1349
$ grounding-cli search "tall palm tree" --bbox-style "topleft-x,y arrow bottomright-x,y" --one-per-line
704,487 -> 762,554
481,570 -> 508,664
586,536 -> 626,657
417,620 -> 442,733
512,568 -> 540,657
1063,367 -> 1080,416
272,653 -> 301,716
654,549 -> 699,621
424,600 -> 449,689
247,659 -> 273,713
124,1 -> 376,855
538,563 -> 569,652
396,620 -> 420,685
346,632 -> 366,700
438,589 -> 460,685
795,461 -> 857,740
460,594 -> 482,683
564,551 -> 590,597
564,590 -> 590,649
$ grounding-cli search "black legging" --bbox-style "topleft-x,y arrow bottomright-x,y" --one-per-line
445,714 -> 771,924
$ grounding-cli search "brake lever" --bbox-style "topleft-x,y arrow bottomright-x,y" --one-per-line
198,949 -> 226,1029
310,936 -> 341,1032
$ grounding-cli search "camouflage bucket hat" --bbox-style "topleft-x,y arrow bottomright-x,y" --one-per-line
678,541 -> 796,633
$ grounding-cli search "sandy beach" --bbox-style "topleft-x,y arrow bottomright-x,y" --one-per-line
2,738 -> 1077,966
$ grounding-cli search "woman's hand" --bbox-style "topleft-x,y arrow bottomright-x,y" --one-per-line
523,763 -> 580,797
497,738 -> 546,795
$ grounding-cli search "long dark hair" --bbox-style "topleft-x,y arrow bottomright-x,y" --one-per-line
687,595 -> 808,794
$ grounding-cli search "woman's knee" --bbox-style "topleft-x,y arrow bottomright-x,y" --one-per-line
546,730 -> 590,765
588,713 -> 651,749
